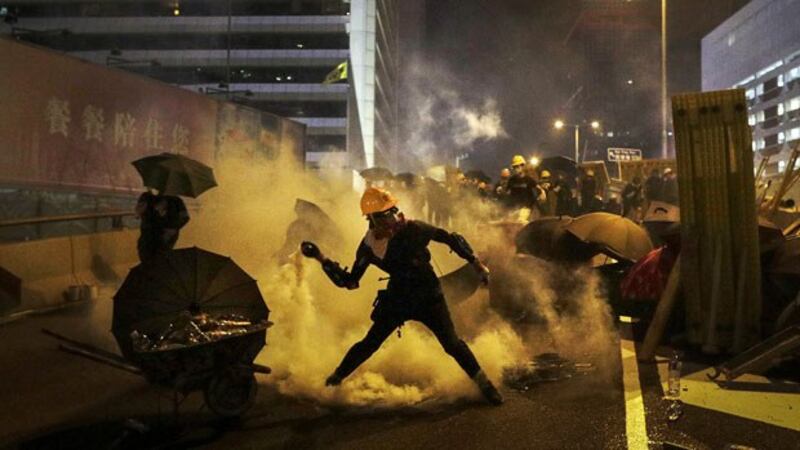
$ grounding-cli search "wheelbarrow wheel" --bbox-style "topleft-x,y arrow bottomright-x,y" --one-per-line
204,370 -> 257,417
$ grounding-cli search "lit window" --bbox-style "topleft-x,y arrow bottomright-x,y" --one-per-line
787,96 -> 800,112
757,111 -> 765,122
779,132 -> 786,143
779,160 -> 787,173
756,84 -> 764,95
746,89 -> 756,100
789,127 -> 800,141
779,103 -> 785,115
749,114 -> 756,126
787,67 -> 800,82
778,74 -> 785,87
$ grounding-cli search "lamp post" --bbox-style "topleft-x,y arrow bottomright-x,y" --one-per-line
554,119 -> 600,163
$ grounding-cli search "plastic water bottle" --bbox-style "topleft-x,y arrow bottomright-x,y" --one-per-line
666,352 -> 682,399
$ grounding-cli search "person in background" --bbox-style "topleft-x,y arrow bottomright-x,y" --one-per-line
135,188 -> 189,263
661,168 -> 679,206
621,176 -> 644,219
604,194 -> 622,215
579,169 -> 598,214
644,168 -> 663,207
506,155 -> 539,221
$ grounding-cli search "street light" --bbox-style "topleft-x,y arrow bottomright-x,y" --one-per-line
553,120 -> 601,163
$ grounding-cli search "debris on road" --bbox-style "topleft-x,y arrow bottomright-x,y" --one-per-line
130,312 -> 270,352
503,353 -> 596,391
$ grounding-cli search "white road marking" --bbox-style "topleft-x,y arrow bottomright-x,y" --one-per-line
619,319 -> 650,449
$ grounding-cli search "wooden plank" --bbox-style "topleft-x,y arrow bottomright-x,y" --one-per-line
671,89 -> 761,352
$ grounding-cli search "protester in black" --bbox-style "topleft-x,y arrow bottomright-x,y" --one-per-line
301,187 -> 502,405
135,189 -> 189,263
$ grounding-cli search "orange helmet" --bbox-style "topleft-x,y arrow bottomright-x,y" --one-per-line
360,187 -> 398,215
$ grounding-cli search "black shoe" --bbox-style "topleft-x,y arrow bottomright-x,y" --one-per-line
325,373 -> 343,386
474,370 -> 504,405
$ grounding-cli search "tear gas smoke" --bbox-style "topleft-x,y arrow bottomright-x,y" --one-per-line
171,151 -> 619,407
402,60 -> 508,169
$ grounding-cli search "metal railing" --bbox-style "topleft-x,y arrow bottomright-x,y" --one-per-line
0,210 -> 136,229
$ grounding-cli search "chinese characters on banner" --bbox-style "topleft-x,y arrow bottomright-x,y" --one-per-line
0,39 -> 305,193
45,97 -> 191,154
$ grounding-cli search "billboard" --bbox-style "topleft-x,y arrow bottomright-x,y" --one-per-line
0,38 -> 305,194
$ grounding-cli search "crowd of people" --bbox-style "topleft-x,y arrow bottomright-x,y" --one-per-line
384,155 -> 680,227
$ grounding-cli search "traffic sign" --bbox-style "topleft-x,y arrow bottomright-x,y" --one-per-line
607,148 -> 643,162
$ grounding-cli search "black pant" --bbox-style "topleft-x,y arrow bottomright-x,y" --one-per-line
333,293 -> 481,380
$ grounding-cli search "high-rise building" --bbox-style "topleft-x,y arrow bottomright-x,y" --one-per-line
702,0 -> 800,176
0,0 -> 410,172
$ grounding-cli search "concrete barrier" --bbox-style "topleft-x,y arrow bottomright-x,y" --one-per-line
0,229 -> 139,313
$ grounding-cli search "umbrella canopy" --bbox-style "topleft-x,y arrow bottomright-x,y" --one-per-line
643,202 -> 783,249
360,167 -> 394,181
643,201 -> 680,223
439,263 -> 481,304
515,216 -> 599,263
132,153 -> 217,198
566,212 -> 654,262
113,247 -> 269,359
465,170 -> 492,184
620,246 -> 678,301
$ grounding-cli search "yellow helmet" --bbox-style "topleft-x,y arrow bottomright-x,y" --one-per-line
360,187 -> 398,215
511,155 -> 526,166
540,170 -> 551,179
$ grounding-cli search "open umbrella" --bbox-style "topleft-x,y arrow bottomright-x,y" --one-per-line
566,212 -> 654,262
132,153 -> 217,198
515,216 -> 598,263
439,263 -> 481,304
113,247 -> 269,359
360,167 -> 394,181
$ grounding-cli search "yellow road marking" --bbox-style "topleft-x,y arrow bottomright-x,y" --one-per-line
620,322 -> 649,450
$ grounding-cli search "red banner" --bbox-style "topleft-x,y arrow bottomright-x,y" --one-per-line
0,38 -> 305,193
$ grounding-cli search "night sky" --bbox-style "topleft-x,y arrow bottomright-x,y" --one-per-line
420,0 -> 750,176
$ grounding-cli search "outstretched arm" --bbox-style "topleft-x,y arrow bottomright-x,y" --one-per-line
301,241 -> 370,290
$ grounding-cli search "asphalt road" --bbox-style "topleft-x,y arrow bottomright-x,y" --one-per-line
0,297 -> 797,450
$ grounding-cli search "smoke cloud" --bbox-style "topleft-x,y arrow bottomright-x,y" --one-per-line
174,151 -> 617,408
401,60 -> 508,170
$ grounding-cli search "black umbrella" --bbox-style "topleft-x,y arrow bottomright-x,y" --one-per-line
113,247 -> 269,359
360,167 -> 394,181
132,153 -> 217,198
439,263 -> 481,304
515,216 -> 598,263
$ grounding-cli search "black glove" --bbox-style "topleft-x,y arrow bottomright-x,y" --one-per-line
300,241 -> 320,259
